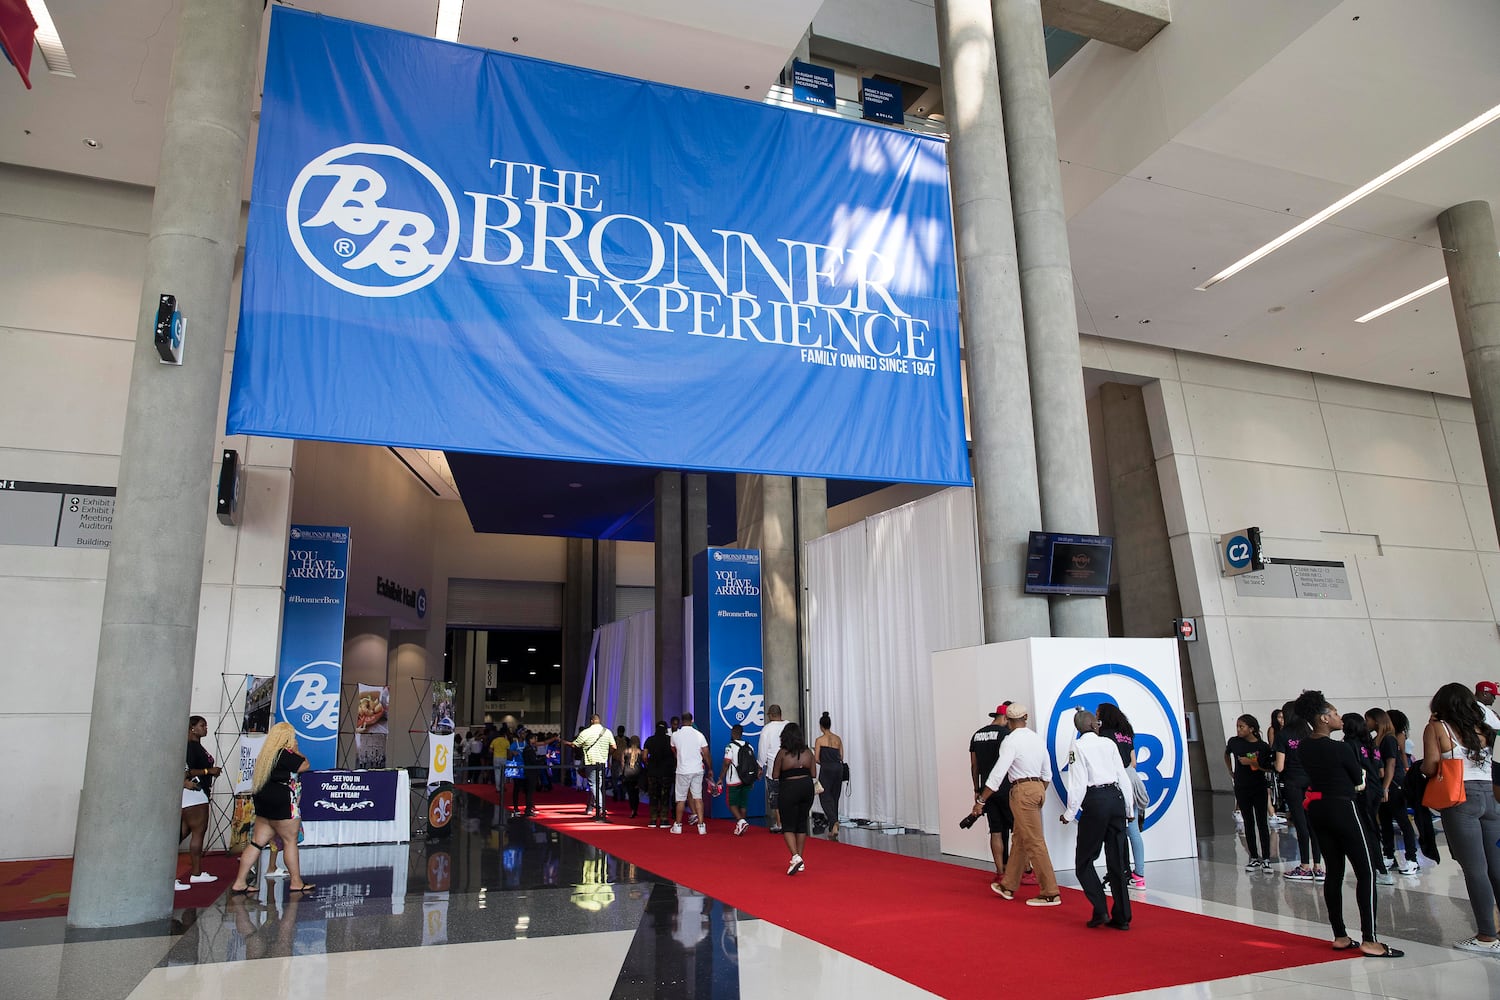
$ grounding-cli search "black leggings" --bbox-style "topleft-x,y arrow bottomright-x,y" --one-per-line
1283,783 -> 1323,866
1308,797 -> 1379,943
1378,785 -> 1418,862
1235,783 -> 1271,860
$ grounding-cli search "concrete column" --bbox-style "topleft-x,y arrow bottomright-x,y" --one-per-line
562,538 -> 593,728
738,475 -> 799,720
654,473 -> 685,718
68,0 -> 262,928
595,539 -> 617,626
934,0 -> 1051,642
1438,201 -> 1500,534
682,473 -> 708,595
993,0 -> 1107,639
795,479 -> 828,716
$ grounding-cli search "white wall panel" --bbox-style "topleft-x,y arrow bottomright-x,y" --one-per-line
1154,453 -> 1209,536
1313,375 -> 1438,418
0,447 -> 119,487
0,216 -> 145,340
1225,616 -> 1381,704
1443,419 -> 1487,486
1081,336 -> 1180,382
1357,548 -> 1492,622
1372,620 -> 1500,699
1436,395 -> 1476,423
0,545 -> 108,580
1461,485 -> 1499,552
1479,553 -> 1500,623
1338,473 -> 1472,549
224,585 -> 286,678
0,715 -> 90,859
1169,532 -> 1220,617
233,466 -> 293,588
1321,405 -> 1453,481
1142,378 -> 1193,460
1178,353 -> 1317,399
0,330 -> 132,455
1183,385 -> 1332,468
1197,458 -> 1344,539
191,584 -> 233,714
0,577 -> 104,713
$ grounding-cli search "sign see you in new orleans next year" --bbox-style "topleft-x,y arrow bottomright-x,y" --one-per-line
694,548 -> 765,820
275,524 -> 351,771
229,9 -> 969,487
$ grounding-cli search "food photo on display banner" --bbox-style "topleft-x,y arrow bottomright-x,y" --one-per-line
354,684 -> 390,768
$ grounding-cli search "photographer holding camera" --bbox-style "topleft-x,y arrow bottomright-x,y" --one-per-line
968,703 -> 1014,882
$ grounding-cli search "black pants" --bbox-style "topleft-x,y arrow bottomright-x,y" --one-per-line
624,776 -> 641,815
1355,792 -> 1387,874
1378,785 -> 1418,862
1308,797 -> 1379,943
1235,782 -> 1271,860
512,773 -> 535,812
647,774 -> 673,824
1076,785 -> 1131,926
1283,782 -> 1323,866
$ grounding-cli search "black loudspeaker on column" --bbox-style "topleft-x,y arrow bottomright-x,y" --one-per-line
216,449 -> 242,526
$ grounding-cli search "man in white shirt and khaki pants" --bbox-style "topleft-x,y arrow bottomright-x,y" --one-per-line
971,703 -> 1061,906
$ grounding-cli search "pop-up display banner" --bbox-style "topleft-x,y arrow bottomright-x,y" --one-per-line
273,525 -> 350,771
693,548 -> 765,819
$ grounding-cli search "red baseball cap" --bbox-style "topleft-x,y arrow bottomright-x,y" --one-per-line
989,702 -> 1010,718
1477,681 -> 1498,697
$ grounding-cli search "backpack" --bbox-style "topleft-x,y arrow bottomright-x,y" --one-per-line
735,740 -> 760,784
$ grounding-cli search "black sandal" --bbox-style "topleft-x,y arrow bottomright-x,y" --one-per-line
289,883 -> 316,892
1362,944 -> 1403,958
229,887 -> 252,896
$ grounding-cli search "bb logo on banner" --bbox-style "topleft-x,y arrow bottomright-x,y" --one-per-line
279,660 -> 342,743
288,143 -> 460,297
1046,663 -> 1184,831
717,665 -> 764,737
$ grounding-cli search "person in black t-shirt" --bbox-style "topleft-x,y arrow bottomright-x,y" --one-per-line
1293,689 -> 1403,959
969,704 -> 1013,881
1274,701 -> 1325,881
178,716 -> 221,890
1225,715 -> 1273,870
1367,708 -> 1419,874
642,720 -> 675,829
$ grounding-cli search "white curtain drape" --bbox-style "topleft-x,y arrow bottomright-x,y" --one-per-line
576,608 -> 657,742
806,487 -> 983,833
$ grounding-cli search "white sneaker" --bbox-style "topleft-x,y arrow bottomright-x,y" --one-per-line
189,872 -> 218,884
1454,936 -> 1500,954
174,880 -> 191,891
670,823 -> 682,834
697,823 -> 707,835
1397,859 -> 1421,875
734,819 -> 748,835
787,855 -> 804,875
1376,872 -> 1396,886
1382,856 -> 1397,871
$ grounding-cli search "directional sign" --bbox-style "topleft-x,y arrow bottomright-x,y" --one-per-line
1218,527 -> 1263,577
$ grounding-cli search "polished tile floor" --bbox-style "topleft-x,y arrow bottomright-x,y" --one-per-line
4,792 -> 1500,999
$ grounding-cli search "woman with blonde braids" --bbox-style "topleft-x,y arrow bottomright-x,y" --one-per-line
229,723 -> 315,895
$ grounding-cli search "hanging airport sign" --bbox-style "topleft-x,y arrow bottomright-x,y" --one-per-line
229,9 -> 969,487
791,59 -> 836,108
862,77 -> 903,125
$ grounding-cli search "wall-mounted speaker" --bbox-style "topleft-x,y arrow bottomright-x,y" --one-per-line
216,449 -> 242,526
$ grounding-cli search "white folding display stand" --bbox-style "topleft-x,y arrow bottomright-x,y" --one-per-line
932,637 -> 1197,871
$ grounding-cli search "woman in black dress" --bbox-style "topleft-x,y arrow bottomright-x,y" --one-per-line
230,722 -> 315,894
773,723 -> 817,875
813,712 -> 844,841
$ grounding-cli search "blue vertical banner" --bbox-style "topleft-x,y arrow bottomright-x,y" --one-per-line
274,525 -> 351,771
693,548 -> 764,819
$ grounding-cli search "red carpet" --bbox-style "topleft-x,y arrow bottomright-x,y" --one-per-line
0,853 -> 237,921
459,783 -> 1346,999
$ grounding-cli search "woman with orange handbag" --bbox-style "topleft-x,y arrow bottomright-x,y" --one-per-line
1421,682 -> 1500,955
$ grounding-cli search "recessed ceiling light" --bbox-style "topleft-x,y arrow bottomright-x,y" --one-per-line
553,663 -> 560,668
1354,252 -> 1500,323
434,0 -> 464,42
500,658 -> 509,663
527,647 -> 537,653
1199,100 -> 1500,290
529,670 -> 536,675
82,137 -> 99,148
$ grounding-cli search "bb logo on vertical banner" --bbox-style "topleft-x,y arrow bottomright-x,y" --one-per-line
1046,663 -> 1184,831
279,660 -> 342,743
288,143 -> 460,297
717,665 -> 764,737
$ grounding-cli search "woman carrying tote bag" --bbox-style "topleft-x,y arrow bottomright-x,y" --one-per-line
1421,682 -> 1500,954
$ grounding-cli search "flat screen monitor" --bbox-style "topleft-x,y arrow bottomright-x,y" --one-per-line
1024,531 -> 1114,596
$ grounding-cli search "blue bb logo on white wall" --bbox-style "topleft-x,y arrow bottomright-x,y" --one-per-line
1047,663 -> 1184,831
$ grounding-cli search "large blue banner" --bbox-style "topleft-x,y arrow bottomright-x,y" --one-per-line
229,9 -> 969,487
274,524 -> 350,771
693,548 -> 764,819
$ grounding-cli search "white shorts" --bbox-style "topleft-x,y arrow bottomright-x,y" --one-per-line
674,771 -> 704,802
182,787 -> 209,808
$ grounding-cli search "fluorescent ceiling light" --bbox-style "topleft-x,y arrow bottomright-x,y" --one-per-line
1199,101 -> 1500,291
1354,251 -> 1500,323
26,0 -> 73,76
435,0 -> 464,42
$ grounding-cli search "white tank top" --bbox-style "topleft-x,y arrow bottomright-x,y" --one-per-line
1440,722 -> 1495,782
